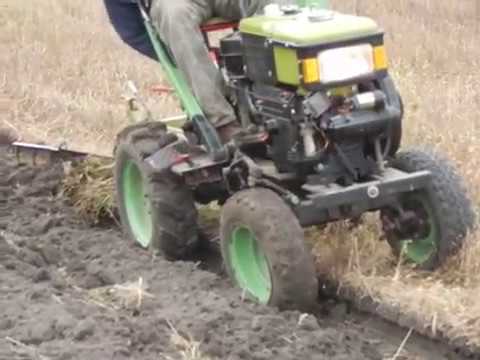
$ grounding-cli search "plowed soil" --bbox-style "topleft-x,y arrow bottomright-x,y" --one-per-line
0,152 -> 467,360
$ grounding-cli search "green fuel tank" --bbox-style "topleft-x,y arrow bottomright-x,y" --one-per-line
240,8 -> 380,46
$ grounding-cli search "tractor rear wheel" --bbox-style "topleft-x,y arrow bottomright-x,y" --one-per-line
114,121 -> 200,259
381,148 -> 476,270
220,188 -> 318,311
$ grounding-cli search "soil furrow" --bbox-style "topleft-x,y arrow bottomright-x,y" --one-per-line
0,153 -> 468,360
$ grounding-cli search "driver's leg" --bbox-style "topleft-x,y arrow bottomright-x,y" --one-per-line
150,0 -> 236,130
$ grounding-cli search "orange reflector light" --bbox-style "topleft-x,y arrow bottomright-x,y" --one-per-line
302,58 -> 320,83
373,46 -> 388,70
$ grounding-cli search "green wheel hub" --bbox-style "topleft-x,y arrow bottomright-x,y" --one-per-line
122,160 -> 153,248
228,226 -> 272,304
399,194 -> 439,265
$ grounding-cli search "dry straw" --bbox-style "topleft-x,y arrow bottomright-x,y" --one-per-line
309,217 -> 480,351
62,157 -> 116,223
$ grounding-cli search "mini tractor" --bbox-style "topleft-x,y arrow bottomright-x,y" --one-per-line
114,0 -> 476,310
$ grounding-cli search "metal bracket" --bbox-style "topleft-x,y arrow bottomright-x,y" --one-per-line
8,142 -> 109,167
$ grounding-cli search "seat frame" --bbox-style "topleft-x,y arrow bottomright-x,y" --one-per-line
200,19 -> 239,66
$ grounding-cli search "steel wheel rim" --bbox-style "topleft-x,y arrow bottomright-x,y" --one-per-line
228,226 -> 272,303
122,160 -> 153,247
399,194 -> 438,265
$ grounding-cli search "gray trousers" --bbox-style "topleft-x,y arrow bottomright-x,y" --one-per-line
150,0 -> 293,128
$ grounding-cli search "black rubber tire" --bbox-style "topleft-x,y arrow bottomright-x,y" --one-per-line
377,76 -> 403,157
382,147 -> 476,270
220,188 -> 318,311
386,94 -> 403,157
114,121 -> 200,260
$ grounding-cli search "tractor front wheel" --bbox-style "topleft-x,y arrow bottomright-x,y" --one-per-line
220,188 -> 318,310
381,148 -> 476,270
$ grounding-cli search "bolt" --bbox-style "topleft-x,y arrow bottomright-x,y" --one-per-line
367,186 -> 380,199
289,195 -> 300,205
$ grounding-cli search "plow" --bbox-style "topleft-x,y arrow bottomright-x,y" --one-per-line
3,0 -> 475,314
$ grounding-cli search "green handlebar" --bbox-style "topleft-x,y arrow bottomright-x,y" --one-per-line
137,1 -> 226,160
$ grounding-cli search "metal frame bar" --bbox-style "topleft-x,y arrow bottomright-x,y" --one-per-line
295,169 -> 431,226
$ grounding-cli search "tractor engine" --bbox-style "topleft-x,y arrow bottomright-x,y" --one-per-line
220,6 -> 403,185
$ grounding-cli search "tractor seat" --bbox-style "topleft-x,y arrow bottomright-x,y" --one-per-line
201,17 -> 238,32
